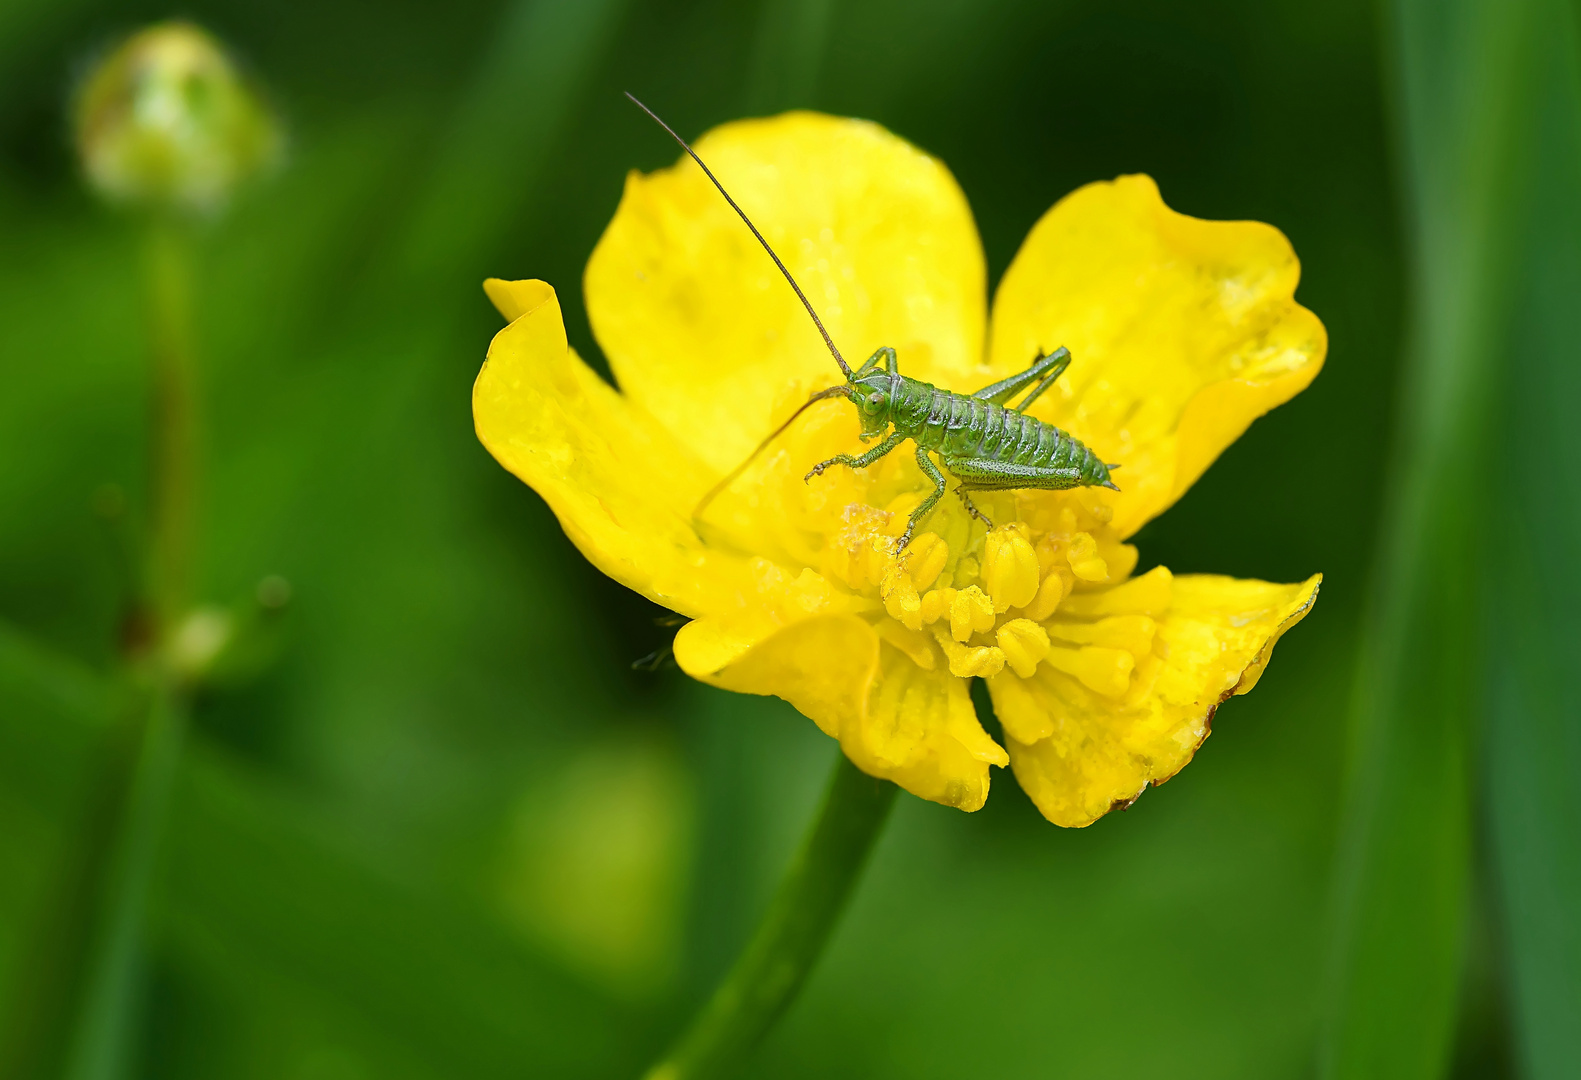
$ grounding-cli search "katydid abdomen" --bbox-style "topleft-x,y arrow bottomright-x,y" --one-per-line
898,377 -> 1113,491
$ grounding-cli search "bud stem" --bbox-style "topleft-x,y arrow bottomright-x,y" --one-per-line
144,219 -> 199,634
59,221 -> 202,1080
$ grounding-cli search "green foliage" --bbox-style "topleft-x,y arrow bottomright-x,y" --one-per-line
1320,2 -> 1581,1078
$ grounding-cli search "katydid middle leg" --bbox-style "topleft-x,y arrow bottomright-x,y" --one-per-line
897,446 -> 949,551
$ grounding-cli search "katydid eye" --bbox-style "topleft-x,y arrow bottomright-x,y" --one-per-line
866,393 -> 884,410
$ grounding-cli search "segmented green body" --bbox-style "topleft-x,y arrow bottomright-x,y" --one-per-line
808,345 -> 1119,547
876,372 -> 1112,490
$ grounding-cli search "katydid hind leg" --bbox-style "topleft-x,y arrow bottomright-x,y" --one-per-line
1012,349 -> 1071,413
970,346 -> 1070,406
954,486 -> 993,527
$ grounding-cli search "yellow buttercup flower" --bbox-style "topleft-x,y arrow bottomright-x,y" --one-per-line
473,112 -> 1323,827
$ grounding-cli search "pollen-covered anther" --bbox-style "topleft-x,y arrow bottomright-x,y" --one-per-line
902,532 -> 948,591
996,618 -> 1050,678
919,587 -> 954,625
822,503 -> 893,588
879,565 -> 923,630
932,627 -> 1006,678
1045,644 -> 1134,697
1066,532 -> 1109,582
982,527 -> 1040,612
1019,571 -> 1065,621
862,536 -> 896,588
949,585 -> 996,643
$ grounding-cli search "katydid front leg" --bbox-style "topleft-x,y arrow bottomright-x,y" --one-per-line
805,429 -> 905,481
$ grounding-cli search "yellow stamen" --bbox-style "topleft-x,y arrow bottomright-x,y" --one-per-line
1020,571 -> 1065,621
880,565 -> 923,630
932,627 -> 1006,678
904,532 -> 949,591
949,585 -> 996,643
863,536 -> 895,588
982,527 -> 1040,612
1066,531 -> 1109,582
996,618 -> 1050,678
920,587 -> 954,625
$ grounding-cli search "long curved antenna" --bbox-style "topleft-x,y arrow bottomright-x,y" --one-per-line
625,92 -> 854,380
693,385 -> 853,518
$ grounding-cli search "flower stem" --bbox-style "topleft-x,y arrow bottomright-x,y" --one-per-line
144,219 -> 199,631
645,752 -> 897,1080
61,219 -> 200,1080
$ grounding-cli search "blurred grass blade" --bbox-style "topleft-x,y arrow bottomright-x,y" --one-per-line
746,0 -> 836,112
1322,0 -> 1548,1076
397,0 -> 632,281
0,625 -> 119,1080
63,691 -> 186,1080
1483,2 -> 1581,1076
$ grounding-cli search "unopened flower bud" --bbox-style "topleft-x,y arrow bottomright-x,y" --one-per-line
74,22 -> 280,214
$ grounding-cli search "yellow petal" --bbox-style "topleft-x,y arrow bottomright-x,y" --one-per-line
485,276 -> 554,323
473,280 -> 748,618
989,570 -> 1320,827
585,111 -> 988,473
679,614 -> 1006,810
988,175 -> 1326,537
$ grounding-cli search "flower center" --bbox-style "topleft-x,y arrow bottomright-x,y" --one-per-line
817,482 -> 1149,695
705,394 -> 1160,700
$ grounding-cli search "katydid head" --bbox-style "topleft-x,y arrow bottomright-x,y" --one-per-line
850,369 -> 895,437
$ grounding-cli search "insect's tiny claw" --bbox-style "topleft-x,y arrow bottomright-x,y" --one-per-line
954,486 -> 993,528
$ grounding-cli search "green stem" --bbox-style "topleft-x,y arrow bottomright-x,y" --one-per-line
645,752 -> 897,1080
58,219 -> 201,1080
144,219 -> 199,632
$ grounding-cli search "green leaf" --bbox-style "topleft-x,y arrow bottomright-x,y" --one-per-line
1324,1 -> 1581,1077
1482,3 -> 1581,1076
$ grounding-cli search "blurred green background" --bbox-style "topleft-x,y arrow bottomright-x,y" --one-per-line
1,0 -> 1576,1077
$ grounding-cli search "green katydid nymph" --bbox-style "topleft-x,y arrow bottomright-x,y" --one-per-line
627,94 -> 1120,553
